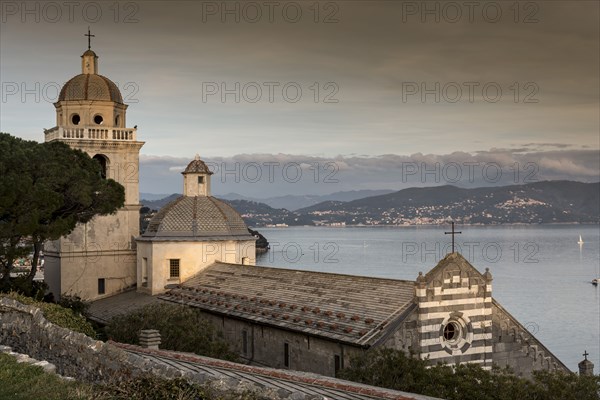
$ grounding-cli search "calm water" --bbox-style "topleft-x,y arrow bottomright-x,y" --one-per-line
256,225 -> 600,371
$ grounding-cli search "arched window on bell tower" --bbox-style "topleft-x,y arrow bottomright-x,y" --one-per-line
93,154 -> 109,179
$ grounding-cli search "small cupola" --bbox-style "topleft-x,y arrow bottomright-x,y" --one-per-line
182,154 -> 213,196
81,49 -> 98,74
81,28 -> 98,74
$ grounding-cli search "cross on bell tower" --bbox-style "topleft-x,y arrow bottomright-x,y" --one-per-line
444,222 -> 462,253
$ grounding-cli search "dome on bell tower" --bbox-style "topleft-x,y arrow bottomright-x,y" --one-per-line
51,33 -> 130,130
57,47 -> 123,103
58,73 -> 123,103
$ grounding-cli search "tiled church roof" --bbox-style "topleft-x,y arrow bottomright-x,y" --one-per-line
142,196 -> 252,239
159,262 -> 416,346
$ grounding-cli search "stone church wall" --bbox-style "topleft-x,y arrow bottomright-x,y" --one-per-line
491,300 -> 570,378
380,309 -> 420,353
416,269 -> 494,368
45,207 -> 139,301
200,311 -> 363,377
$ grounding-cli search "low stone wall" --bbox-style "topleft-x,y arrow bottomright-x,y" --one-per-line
0,297 -> 141,383
0,297 -> 435,400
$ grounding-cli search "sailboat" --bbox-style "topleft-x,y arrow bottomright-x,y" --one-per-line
578,235 -> 584,245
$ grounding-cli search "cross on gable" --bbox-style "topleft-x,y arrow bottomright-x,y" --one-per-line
444,221 -> 462,253
85,27 -> 95,50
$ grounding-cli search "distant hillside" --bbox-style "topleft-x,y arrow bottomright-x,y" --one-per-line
297,181 -> 600,225
221,199 -> 313,227
218,189 -> 396,211
141,181 -> 599,227
140,192 -> 174,201
141,194 -> 180,210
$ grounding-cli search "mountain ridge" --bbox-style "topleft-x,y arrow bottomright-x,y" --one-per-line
141,181 -> 599,227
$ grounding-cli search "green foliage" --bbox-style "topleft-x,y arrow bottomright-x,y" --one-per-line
0,132 -> 125,292
338,348 -> 600,400
105,303 -> 238,361
59,295 -> 91,315
530,369 -> 600,400
1,292 -> 96,337
8,275 -> 48,301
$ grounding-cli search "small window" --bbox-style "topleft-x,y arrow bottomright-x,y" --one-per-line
334,355 -> 341,375
242,330 -> 248,354
169,259 -> 180,279
71,114 -> 80,125
98,278 -> 105,295
92,154 -> 108,179
142,257 -> 148,284
284,343 -> 290,368
94,114 -> 104,125
443,322 -> 459,342
115,115 -> 120,126
198,176 -> 204,184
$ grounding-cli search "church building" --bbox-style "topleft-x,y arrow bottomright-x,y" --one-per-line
44,42 -> 144,300
48,39 -> 570,379
136,155 -> 256,294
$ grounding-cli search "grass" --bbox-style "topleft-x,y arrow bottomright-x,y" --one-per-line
0,352 -> 265,400
0,353 -> 92,400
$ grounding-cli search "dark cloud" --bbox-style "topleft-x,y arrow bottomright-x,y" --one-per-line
140,149 -> 600,197
1,1 -> 598,158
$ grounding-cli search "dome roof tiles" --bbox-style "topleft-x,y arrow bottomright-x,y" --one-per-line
58,73 -> 123,103
143,196 -> 251,240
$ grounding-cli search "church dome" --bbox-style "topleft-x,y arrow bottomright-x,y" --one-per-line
58,73 -> 123,103
143,196 -> 251,239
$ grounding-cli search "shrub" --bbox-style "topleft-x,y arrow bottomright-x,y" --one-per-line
338,348 -> 600,400
59,295 -> 90,315
105,303 -> 237,361
0,292 -> 96,337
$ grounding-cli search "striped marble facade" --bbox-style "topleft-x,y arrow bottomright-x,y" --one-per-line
416,253 -> 493,369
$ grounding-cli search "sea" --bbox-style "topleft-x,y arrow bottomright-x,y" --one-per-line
255,224 -> 600,372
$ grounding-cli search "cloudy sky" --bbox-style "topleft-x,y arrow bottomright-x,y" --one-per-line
1,1 -> 598,196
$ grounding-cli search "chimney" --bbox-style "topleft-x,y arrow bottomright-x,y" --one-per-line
139,329 -> 161,350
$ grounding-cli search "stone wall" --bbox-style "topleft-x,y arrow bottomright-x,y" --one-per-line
201,311 -> 365,377
491,300 -> 570,378
0,297 -> 149,383
0,297 -> 437,400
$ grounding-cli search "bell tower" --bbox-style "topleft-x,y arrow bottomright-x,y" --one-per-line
43,32 -> 144,300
